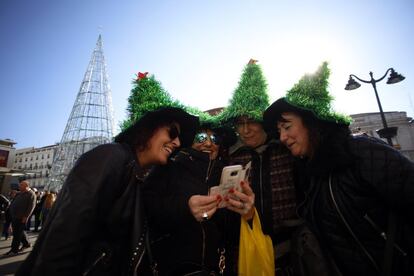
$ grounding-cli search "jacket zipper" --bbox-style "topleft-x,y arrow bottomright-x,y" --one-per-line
201,223 -> 206,266
200,157 -> 214,266
82,252 -> 107,276
133,248 -> 146,276
259,154 -> 264,213
328,174 -> 380,272
205,158 -> 214,192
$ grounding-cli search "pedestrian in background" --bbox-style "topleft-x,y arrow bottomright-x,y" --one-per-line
0,193 -> 11,238
2,190 -> 18,240
25,188 -> 38,231
4,180 -> 36,256
41,191 -> 56,225
32,189 -> 44,232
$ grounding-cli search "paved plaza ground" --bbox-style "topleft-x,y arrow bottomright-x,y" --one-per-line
0,231 -> 38,276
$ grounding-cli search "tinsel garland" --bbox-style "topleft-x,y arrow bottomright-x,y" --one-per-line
219,61 -> 269,124
285,62 -> 352,125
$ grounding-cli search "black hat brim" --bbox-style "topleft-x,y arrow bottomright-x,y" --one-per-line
167,108 -> 200,147
116,107 -> 199,148
263,98 -> 315,132
212,126 -> 237,148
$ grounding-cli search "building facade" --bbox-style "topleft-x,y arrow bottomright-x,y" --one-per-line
12,144 -> 58,190
350,111 -> 414,160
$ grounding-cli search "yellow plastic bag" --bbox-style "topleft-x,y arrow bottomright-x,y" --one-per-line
238,208 -> 275,276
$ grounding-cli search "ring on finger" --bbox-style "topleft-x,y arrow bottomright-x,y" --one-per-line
202,212 -> 209,221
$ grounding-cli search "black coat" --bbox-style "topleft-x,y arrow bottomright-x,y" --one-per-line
16,143 -> 149,276
144,148 -> 225,275
296,135 -> 414,276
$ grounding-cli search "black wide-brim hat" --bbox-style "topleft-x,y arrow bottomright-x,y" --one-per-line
115,107 -> 199,148
264,97 -> 351,133
263,97 -> 313,131
264,63 -> 352,132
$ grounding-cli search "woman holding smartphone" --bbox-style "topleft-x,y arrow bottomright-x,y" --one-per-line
144,124 -> 254,275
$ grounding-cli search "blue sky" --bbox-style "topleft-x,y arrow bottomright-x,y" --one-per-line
1,0 -> 413,148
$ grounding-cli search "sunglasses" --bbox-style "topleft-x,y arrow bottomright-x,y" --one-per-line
193,132 -> 220,145
168,125 -> 180,140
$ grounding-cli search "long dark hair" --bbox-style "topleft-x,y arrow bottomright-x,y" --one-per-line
277,108 -> 353,173
115,115 -> 177,152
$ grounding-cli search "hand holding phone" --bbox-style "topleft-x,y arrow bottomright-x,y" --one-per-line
210,162 -> 251,208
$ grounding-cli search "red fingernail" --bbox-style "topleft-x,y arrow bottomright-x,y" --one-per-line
216,195 -> 222,200
224,196 -> 229,201
229,188 -> 234,193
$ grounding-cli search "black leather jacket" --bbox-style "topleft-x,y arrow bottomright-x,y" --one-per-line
144,148 -> 225,275
297,136 -> 414,276
16,143 -> 148,276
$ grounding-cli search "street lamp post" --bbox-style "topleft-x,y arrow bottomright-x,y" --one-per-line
345,68 -> 405,276
345,68 -> 405,146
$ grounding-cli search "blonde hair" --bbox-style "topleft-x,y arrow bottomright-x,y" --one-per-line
44,192 -> 56,209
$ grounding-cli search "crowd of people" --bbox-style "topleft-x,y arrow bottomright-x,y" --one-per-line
1,181 -> 57,256
1,61 -> 412,276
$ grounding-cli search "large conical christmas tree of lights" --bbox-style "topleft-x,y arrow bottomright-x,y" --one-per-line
48,35 -> 115,191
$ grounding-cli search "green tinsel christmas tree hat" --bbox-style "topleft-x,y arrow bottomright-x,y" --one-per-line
219,59 -> 269,124
118,72 -> 199,147
121,72 -> 185,129
263,62 -> 352,129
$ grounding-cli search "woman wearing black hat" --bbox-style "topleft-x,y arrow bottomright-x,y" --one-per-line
16,107 -> 199,276
264,63 -> 414,276
143,124 -> 254,275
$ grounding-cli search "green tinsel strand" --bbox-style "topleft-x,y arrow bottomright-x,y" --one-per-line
285,62 -> 352,125
121,73 -> 220,131
221,61 -> 269,123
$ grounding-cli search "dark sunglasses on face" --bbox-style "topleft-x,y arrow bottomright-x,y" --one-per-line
168,125 -> 180,140
193,132 -> 220,145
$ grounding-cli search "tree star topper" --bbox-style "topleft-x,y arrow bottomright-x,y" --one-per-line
136,72 -> 149,81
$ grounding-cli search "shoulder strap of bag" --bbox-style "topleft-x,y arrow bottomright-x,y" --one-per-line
328,174 -> 380,273
382,212 -> 397,276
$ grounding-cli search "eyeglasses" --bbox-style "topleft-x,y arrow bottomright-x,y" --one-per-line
168,125 -> 180,140
193,132 -> 220,145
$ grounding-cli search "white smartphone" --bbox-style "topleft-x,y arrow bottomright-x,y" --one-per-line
210,161 -> 252,198
219,165 -> 244,193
